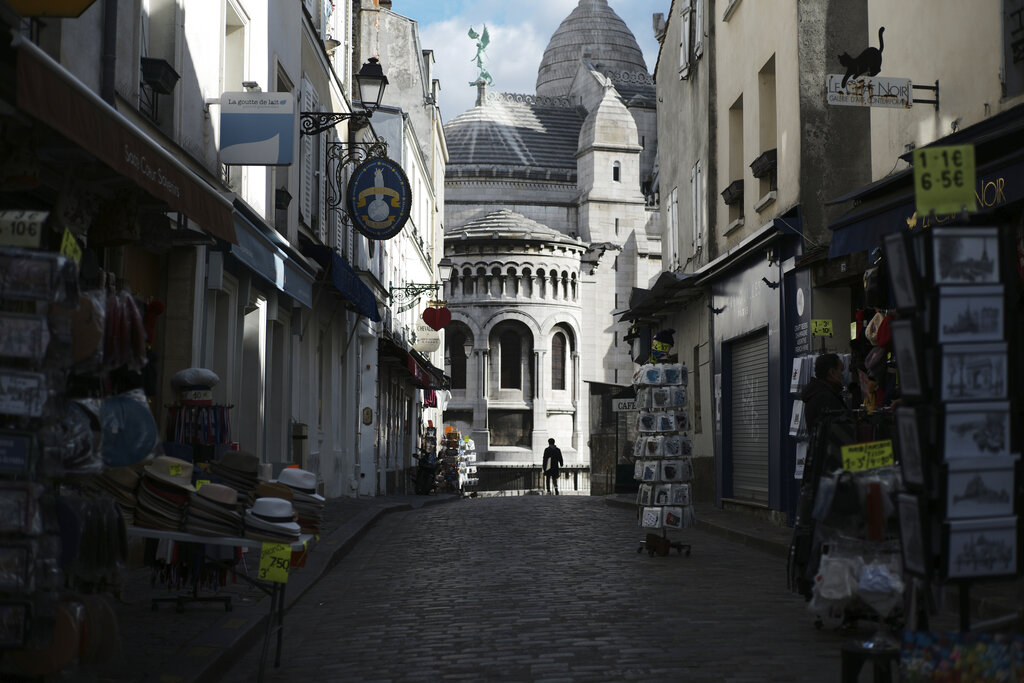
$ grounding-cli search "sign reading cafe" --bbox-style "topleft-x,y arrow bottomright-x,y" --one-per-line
346,157 -> 412,241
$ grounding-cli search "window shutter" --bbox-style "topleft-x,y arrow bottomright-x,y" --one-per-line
692,160 -> 705,251
316,116 -> 327,242
694,0 -> 705,58
679,0 -> 692,80
300,77 -> 314,226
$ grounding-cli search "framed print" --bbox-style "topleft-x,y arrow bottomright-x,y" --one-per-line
890,319 -> 925,398
898,492 -> 929,577
0,545 -> 31,593
884,232 -> 919,310
660,460 -> 683,482
895,406 -> 926,489
669,483 -> 691,506
946,516 -> 1017,579
941,343 -> 1007,401
663,435 -> 684,458
662,506 -> 684,529
653,483 -> 672,505
943,401 -> 1011,460
931,226 -> 1000,285
640,461 -> 658,482
0,431 -> 36,478
640,506 -> 662,528
637,483 -> 653,506
937,285 -> 1004,343
945,455 -> 1018,520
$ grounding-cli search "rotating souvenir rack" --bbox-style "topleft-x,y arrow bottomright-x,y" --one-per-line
883,224 -> 1021,633
0,240 -> 149,677
631,362 -> 694,557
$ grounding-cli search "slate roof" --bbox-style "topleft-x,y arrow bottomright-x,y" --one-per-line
448,209 -> 582,247
444,95 -> 585,181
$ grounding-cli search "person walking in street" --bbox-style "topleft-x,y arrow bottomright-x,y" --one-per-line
542,438 -> 563,495
801,353 -> 846,435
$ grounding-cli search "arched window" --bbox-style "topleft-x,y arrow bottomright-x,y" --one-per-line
613,161 -> 621,182
551,333 -> 566,390
500,331 -> 521,389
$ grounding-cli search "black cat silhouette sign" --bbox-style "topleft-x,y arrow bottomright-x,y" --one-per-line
826,26 -> 912,109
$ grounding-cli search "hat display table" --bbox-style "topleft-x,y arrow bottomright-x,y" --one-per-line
127,527 -> 312,682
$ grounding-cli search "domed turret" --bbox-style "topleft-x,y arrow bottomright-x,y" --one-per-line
536,0 -> 647,98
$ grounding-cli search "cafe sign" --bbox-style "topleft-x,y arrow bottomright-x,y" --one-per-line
826,75 -> 912,109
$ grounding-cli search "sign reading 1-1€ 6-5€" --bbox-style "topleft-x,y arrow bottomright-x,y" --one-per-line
913,145 -> 977,217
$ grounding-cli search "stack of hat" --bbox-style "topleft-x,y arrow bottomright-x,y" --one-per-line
90,467 -> 140,525
244,497 -> 301,543
207,451 -> 259,499
251,481 -> 294,506
134,456 -> 193,530
186,483 -> 243,537
275,468 -> 324,534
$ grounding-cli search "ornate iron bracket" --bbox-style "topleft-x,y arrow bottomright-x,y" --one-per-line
299,111 -> 372,136
324,139 -> 389,216
389,282 -> 441,304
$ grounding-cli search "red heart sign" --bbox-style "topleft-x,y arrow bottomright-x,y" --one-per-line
422,306 -> 452,331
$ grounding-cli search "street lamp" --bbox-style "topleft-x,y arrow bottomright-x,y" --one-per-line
463,338 -> 474,358
437,257 -> 454,283
300,58 -> 389,136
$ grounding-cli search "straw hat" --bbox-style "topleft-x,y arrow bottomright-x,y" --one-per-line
196,483 -> 238,507
276,468 -> 325,502
245,497 -> 300,536
215,450 -> 260,475
142,456 -> 193,491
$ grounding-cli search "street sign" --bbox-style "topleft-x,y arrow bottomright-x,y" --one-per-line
913,145 -> 977,216
613,398 -> 637,412
826,75 -> 912,109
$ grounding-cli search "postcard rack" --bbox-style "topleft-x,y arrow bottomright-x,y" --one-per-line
883,224 -> 1020,632
630,361 -> 695,557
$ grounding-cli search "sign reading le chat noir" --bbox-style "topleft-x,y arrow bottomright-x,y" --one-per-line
346,157 -> 412,241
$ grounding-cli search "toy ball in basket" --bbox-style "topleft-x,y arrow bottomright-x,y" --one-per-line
170,367 -> 220,406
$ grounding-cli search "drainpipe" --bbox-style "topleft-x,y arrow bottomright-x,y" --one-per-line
101,0 -> 118,104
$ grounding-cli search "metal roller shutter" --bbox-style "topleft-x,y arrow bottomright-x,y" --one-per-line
730,331 -> 769,503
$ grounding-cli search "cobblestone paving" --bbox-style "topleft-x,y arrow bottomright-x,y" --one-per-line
223,496 -> 862,682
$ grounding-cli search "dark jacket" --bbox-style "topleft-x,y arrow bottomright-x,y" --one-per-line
800,377 -> 845,433
542,445 -> 563,475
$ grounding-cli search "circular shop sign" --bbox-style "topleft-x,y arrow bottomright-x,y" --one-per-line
346,157 -> 412,240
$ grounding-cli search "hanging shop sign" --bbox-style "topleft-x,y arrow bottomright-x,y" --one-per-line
219,92 -> 295,165
345,157 -> 411,240
421,306 -> 451,331
913,145 -> 977,217
412,320 -> 441,353
826,75 -> 912,109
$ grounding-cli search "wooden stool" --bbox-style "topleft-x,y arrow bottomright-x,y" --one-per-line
840,641 -> 899,682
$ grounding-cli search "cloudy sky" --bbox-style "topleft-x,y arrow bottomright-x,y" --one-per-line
387,0 -> 672,122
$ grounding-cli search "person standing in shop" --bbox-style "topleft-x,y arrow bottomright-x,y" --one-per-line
542,438 -> 563,495
801,353 -> 846,434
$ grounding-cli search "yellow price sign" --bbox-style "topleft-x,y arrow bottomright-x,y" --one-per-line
841,439 -> 894,472
811,319 -> 833,337
168,464 -> 183,476
913,145 -> 977,216
60,228 -> 82,263
195,479 -> 210,490
258,543 -> 292,583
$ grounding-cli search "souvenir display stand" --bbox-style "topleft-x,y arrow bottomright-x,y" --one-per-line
0,236 -> 159,677
883,224 -> 1020,639
459,436 -> 478,491
439,428 -> 461,493
631,361 -> 695,557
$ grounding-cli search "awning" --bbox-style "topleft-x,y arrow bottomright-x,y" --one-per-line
12,33 -> 236,244
231,202 -> 314,308
302,244 -> 381,322
827,102 -> 1024,258
379,338 -> 447,390
617,271 -> 702,322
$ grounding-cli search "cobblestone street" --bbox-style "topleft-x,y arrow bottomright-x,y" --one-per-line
223,496 -> 856,682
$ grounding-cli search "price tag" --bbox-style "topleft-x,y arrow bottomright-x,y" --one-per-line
0,210 -> 47,248
59,228 -> 82,263
841,439 -> 895,472
168,464 -> 183,476
258,543 -> 292,583
195,479 -> 210,490
811,319 -> 833,337
913,145 -> 977,216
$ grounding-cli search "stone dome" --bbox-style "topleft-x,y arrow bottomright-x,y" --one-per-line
536,0 -> 647,98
